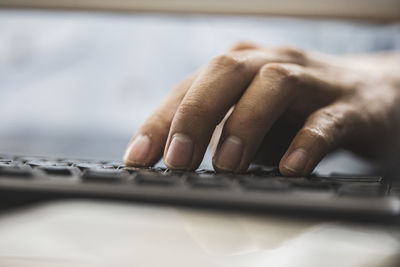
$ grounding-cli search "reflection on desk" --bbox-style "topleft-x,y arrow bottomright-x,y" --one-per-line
0,200 -> 399,267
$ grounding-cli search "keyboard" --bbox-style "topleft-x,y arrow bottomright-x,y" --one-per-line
0,154 -> 399,223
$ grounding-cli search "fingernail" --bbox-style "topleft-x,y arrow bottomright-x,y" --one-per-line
215,136 -> 243,171
284,148 -> 308,173
165,133 -> 194,168
123,135 -> 151,165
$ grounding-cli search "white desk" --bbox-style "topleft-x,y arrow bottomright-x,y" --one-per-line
0,200 -> 399,267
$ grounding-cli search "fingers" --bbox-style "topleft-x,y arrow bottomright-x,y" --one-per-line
163,53 -> 265,170
123,73 -> 198,167
126,44 -> 312,170
163,46 -> 312,170
212,63 -> 303,172
279,102 -> 361,176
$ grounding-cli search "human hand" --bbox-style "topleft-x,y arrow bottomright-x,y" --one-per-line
123,42 -> 400,176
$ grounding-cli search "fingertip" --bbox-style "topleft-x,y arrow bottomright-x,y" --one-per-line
123,135 -> 152,167
213,135 -> 243,173
279,163 -> 303,177
164,133 -> 195,171
279,148 -> 310,176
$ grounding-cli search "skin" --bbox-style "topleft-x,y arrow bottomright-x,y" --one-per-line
123,42 -> 400,176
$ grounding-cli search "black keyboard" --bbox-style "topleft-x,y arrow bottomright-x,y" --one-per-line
0,154 -> 399,223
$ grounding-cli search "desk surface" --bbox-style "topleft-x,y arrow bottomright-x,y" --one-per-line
0,200 -> 399,267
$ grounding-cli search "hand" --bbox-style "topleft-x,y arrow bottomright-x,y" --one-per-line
123,42 -> 400,176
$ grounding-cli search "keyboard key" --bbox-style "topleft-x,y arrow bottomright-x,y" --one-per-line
82,169 -> 126,183
149,167 -> 168,172
26,160 -> 54,167
337,183 -> 385,197
38,166 -> 74,176
287,178 -> 334,191
325,173 -> 383,183
0,166 -> 33,178
15,156 -> 46,163
123,166 -> 140,174
0,162 -> 12,167
0,160 -> 23,168
63,159 -> 91,166
135,171 -> 180,186
102,161 -> 125,169
240,177 -> 290,191
164,169 -> 186,176
195,169 -> 216,175
187,174 -> 231,189
247,166 -> 281,177
75,163 -> 105,171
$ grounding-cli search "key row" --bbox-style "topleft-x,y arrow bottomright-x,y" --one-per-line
0,164 -> 386,197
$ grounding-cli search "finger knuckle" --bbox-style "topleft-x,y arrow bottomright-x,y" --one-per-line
176,101 -> 214,123
259,63 -> 290,77
276,46 -> 307,64
229,41 -> 256,51
258,63 -> 302,87
317,109 -> 343,123
315,105 -> 359,132
299,127 -> 332,147
210,53 -> 246,72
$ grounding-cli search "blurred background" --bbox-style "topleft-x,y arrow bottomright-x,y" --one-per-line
0,1 -> 400,170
